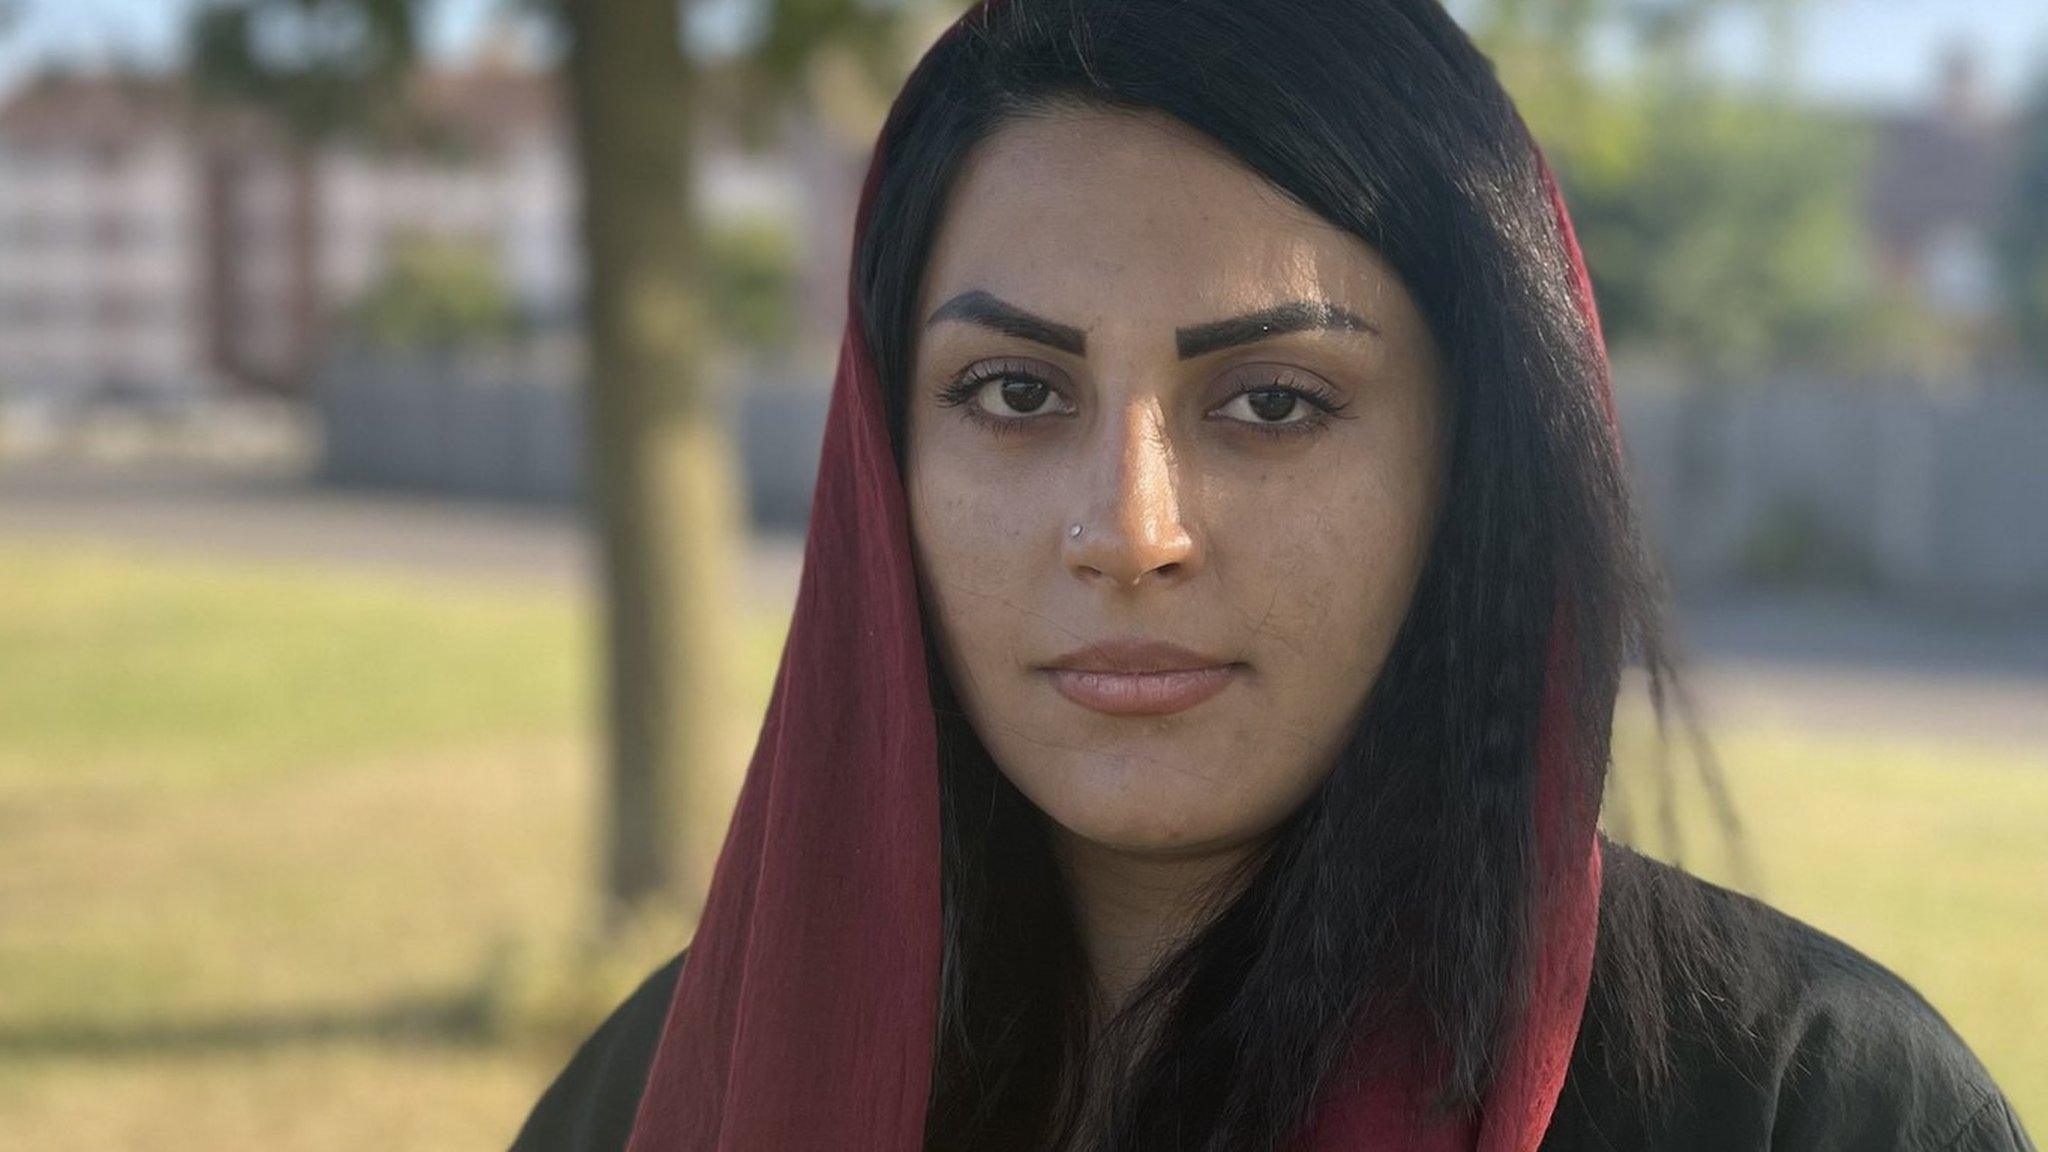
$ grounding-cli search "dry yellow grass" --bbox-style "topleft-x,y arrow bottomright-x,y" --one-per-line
1609,710 -> 2048,1127
0,542 -> 2038,1147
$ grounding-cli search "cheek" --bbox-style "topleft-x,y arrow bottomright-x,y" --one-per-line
907,450 -> 1041,700
1219,457 -> 1436,678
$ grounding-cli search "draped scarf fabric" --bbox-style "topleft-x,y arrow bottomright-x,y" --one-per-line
622,6 -> 1615,1149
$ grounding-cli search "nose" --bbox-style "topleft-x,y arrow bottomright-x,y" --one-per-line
1063,398 -> 1202,588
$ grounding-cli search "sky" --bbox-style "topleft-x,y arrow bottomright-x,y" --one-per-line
1722,0 -> 2048,107
1,0 -> 2045,111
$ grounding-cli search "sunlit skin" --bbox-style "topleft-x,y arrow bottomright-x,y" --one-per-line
904,104 -> 1451,1014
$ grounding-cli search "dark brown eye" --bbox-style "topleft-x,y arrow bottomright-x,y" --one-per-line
1244,389 -> 1299,422
1218,387 -> 1309,425
934,360 -> 1075,432
1208,368 -> 1350,440
996,377 -> 1053,414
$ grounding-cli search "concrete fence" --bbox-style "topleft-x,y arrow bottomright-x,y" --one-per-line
1619,379 -> 2048,606
312,347 -> 830,530
314,352 -> 2048,604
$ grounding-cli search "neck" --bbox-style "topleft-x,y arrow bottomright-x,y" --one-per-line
1051,829 -> 1264,1022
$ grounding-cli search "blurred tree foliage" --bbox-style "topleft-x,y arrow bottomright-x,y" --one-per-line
1538,81 -> 1876,379
704,217 -> 801,352
190,0 -> 423,142
744,0 -> 911,99
1469,0 -> 1883,380
1999,73 -> 2048,375
190,1 -> 432,392
351,236 -> 521,350
504,0 -> 931,146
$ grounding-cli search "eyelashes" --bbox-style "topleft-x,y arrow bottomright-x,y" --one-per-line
932,360 -> 1353,441
932,360 -> 1075,435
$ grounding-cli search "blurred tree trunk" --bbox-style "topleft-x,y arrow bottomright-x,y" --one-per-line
563,0 -> 747,931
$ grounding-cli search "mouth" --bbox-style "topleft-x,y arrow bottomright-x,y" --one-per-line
1043,665 -> 1242,717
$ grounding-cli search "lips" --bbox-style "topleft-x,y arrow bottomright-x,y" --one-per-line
1041,639 -> 1242,717
1046,665 -> 1239,716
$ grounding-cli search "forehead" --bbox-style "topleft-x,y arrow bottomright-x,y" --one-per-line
919,104 -> 1406,328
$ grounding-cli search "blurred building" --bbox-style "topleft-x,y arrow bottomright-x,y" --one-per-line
204,62 -> 586,392
1864,49 -> 2017,334
0,56 -> 828,404
0,75 -> 209,405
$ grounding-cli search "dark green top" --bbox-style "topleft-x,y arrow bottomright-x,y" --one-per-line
511,843 -> 2035,1152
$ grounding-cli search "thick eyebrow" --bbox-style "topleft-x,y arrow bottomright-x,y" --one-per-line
922,291 -> 1379,361
924,290 -> 1088,356
1174,300 -> 1378,360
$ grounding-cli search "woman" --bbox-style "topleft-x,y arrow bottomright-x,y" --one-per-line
514,1 -> 2034,1149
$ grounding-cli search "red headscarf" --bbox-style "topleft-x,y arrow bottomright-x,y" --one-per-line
622,6 -> 1612,1149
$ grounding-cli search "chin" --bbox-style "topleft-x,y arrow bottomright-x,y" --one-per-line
1025,766 -> 1256,858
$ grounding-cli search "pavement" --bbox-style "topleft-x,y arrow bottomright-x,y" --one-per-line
3,453 -> 2043,756
1661,596 -> 2048,750
0,454 -> 805,611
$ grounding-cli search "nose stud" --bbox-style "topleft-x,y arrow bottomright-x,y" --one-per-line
1069,524 -> 1084,539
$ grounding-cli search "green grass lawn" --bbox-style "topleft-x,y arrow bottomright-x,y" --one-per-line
0,541 -> 2039,1148
1608,714 -> 2048,1125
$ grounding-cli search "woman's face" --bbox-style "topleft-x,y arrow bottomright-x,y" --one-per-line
905,104 -> 1449,864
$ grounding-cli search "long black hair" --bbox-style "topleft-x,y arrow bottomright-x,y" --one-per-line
854,2 -> 1702,1149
